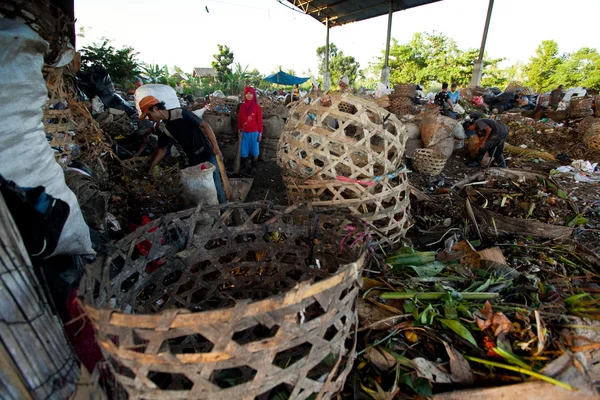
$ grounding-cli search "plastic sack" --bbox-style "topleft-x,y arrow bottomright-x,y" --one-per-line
135,84 -> 180,113
452,103 -> 465,114
180,162 -> 218,206
405,122 -> 421,140
472,96 -> 484,106
0,20 -> 93,255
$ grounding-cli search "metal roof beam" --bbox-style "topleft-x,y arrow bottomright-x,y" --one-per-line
307,0 -> 346,15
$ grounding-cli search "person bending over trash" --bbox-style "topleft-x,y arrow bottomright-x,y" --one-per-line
238,86 -> 263,175
139,95 -> 227,203
463,118 -> 508,168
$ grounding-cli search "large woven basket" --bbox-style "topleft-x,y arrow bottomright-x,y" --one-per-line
389,96 -> 415,116
570,96 -> 594,118
79,202 -> 365,400
208,96 -> 239,115
392,84 -> 416,98
277,92 -> 410,244
584,122 -> 600,152
121,157 -> 183,215
595,95 -> 600,118
413,148 -> 447,176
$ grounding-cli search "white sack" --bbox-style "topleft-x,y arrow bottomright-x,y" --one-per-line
135,84 -> 180,113
180,162 -> 218,206
0,20 -> 93,255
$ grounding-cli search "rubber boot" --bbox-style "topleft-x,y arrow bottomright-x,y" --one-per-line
250,157 -> 258,175
495,153 -> 507,168
241,157 -> 250,175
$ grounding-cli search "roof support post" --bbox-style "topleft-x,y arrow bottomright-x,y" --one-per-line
470,0 -> 494,88
324,18 -> 331,91
381,1 -> 393,87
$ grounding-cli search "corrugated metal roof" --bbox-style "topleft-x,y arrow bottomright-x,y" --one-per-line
285,0 -> 443,27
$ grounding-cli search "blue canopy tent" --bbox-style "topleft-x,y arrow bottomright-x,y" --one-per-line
263,71 -> 309,85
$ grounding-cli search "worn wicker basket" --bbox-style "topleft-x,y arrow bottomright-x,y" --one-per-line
413,148 -> 448,176
392,84 -> 416,98
278,92 -> 408,180
570,96 -> 594,118
209,96 -> 239,115
277,93 -> 411,244
595,95 -> 600,118
121,157 -> 183,215
79,202 -> 365,400
584,122 -> 600,152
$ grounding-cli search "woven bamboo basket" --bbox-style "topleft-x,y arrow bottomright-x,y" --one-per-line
121,157 -> 183,215
577,116 -> 597,136
277,92 -> 408,180
277,93 -> 410,244
595,95 -> 600,118
392,84 -> 416,98
570,96 -> 594,118
282,168 -> 411,245
584,122 -> 600,152
413,148 -> 447,176
79,202 -> 365,400
208,96 -> 239,115
504,81 -> 532,95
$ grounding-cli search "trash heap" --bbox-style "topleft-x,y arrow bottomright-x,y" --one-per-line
278,92 -> 412,245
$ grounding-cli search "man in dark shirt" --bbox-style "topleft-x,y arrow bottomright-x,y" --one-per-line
462,118 -> 508,168
549,85 -> 564,110
139,95 -> 226,203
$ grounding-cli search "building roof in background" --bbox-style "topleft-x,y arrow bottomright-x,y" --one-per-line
193,67 -> 216,77
284,0 -> 443,27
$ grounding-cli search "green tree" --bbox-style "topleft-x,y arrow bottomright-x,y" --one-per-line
315,43 -> 360,85
80,38 -> 141,87
524,40 -> 563,92
316,43 -> 339,75
211,44 -> 234,83
554,47 -> 600,90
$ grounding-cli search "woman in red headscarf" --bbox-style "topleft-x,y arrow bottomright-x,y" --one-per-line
238,86 -> 263,174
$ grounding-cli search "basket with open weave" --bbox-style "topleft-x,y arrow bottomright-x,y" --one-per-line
570,96 -> 594,118
584,122 -> 600,152
413,148 -> 448,176
392,84 -> 417,98
79,202 -> 366,400
277,92 -> 411,244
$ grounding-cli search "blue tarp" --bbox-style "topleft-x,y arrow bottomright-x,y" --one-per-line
263,71 -> 309,85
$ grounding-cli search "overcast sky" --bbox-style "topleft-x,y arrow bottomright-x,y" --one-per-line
75,0 -> 599,78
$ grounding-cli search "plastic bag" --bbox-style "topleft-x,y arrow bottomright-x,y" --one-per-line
180,162 -> 218,206
472,96 -> 484,106
76,64 -> 115,105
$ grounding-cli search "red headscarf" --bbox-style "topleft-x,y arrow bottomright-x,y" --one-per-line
243,86 -> 258,117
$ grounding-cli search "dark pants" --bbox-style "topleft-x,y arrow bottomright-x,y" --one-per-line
476,134 -> 507,165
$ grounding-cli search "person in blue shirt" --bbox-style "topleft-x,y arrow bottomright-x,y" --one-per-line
448,83 -> 460,105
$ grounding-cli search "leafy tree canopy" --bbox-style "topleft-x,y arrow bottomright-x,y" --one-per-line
211,44 -> 235,83
316,43 -> 360,85
80,39 -> 141,87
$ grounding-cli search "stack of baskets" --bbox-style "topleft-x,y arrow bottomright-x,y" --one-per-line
79,202 -> 366,399
277,92 -> 411,245
121,157 -> 183,215
570,96 -> 594,118
388,84 -> 417,117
